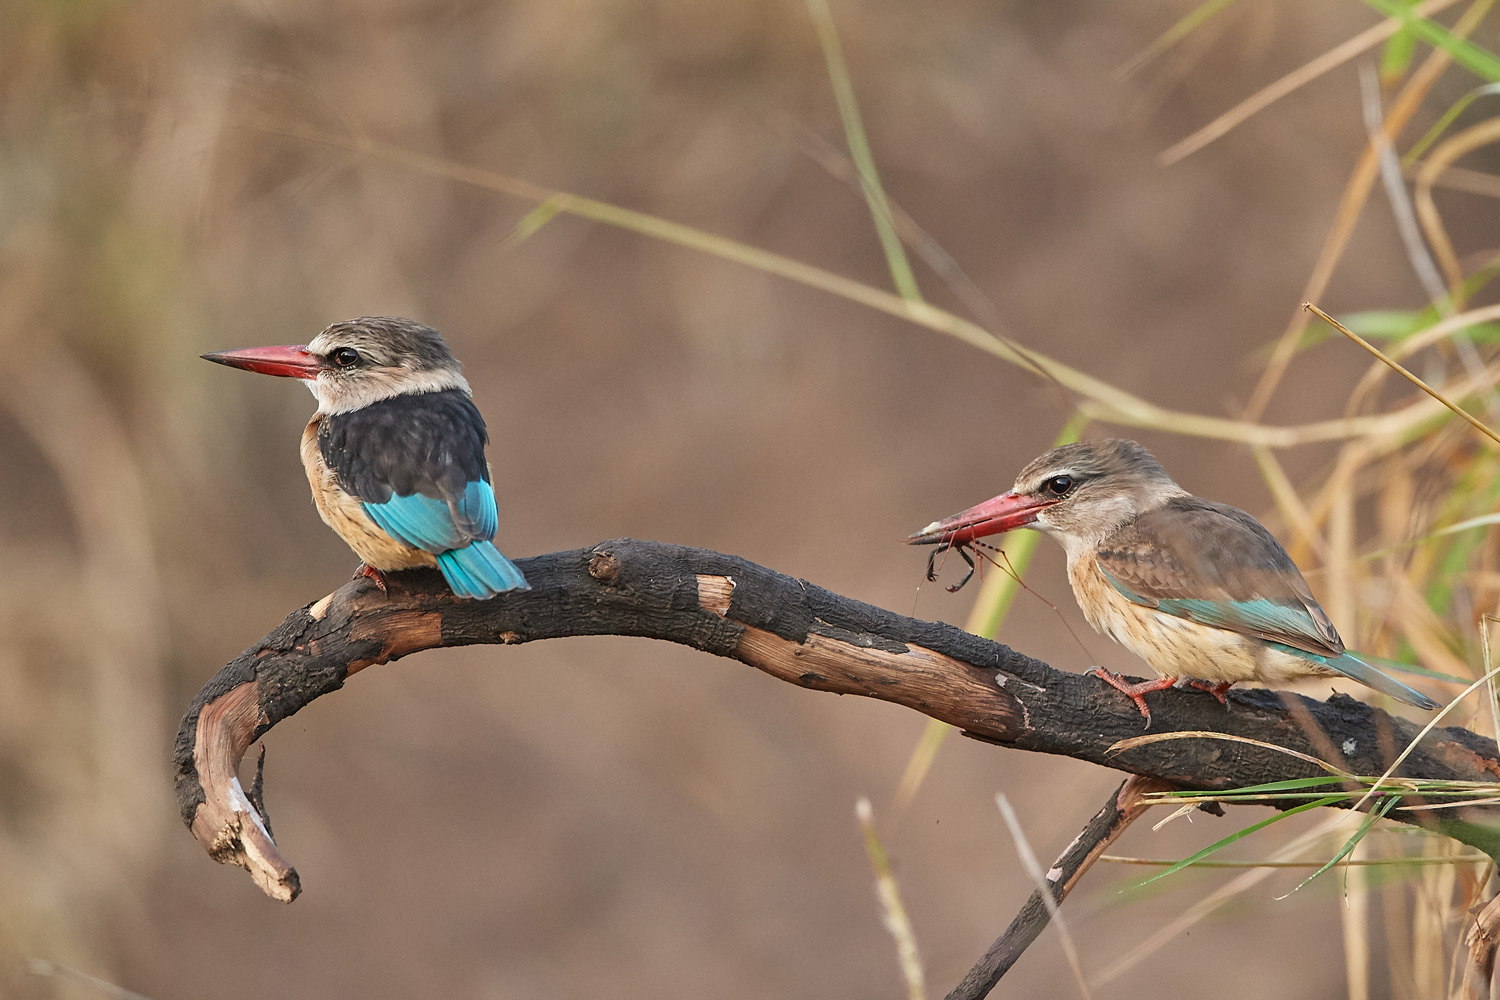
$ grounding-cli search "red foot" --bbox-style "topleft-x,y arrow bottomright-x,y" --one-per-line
1185,679 -> 1234,705
1086,667 -> 1177,725
354,563 -> 389,593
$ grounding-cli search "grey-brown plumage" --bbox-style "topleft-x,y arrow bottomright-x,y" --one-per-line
1094,497 -> 1343,657
908,438 -> 1438,720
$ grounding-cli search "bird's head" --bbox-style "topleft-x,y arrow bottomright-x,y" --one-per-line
907,439 -> 1186,554
201,317 -> 470,413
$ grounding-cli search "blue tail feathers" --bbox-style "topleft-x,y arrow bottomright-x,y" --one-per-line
1318,650 -> 1439,711
435,541 -> 530,599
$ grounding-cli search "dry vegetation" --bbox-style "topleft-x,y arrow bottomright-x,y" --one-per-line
2,0 -> 1500,998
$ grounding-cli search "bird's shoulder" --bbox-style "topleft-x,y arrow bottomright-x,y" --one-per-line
318,389 -> 489,502
1096,497 -> 1294,594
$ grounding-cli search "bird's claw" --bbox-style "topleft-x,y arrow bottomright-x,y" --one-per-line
1086,667 -> 1177,726
354,563 -> 389,593
1183,678 -> 1233,706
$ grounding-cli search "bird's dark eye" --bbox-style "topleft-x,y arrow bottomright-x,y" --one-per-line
1043,475 -> 1076,497
330,347 -> 361,368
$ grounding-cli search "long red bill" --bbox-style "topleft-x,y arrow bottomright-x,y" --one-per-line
906,491 -> 1055,547
201,344 -> 321,380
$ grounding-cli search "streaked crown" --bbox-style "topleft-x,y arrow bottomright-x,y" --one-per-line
305,317 -> 470,413
1015,439 -> 1186,545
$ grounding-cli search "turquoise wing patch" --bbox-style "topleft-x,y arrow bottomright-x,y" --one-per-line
366,492 -> 470,552
1101,567 -> 1332,652
454,478 -> 498,540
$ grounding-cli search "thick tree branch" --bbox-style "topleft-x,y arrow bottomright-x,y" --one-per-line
175,538 -> 1500,907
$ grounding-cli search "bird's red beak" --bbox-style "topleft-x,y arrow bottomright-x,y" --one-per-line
201,345 -> 322,380
906,491 -> 1055,547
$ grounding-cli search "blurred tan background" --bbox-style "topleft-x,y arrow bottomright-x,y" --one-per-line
2,0 -> 1496,997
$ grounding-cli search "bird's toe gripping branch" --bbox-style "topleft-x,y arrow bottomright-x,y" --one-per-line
1084,666 -> 1177,724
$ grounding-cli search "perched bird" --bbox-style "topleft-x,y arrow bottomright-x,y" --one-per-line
203,317 -> 529,599
907,438 -> 1438,721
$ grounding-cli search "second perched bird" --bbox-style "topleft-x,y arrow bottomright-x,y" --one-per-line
203,317 -> 529,599
907,439 -> 1438,721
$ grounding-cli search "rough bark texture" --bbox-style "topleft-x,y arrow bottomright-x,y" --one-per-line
174,538 -> 1500,964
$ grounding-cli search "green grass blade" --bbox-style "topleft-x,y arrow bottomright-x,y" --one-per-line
1276,294 -> 1500,356
1380,1 -> 1419,82
504,197 -> 563,246
892,718 -> 953,812
1340,311 -> 1500,342
1433,818 -> 1500,859
1357,509 -> 1500,572
1131,796 -> 1347,889
1404,81 -> 1500,162
806,0 -> 922,303
1423,454 -> 1500,615
1118,0 -> 1237,78
271,125 -> 1464,447
1356,0 -> 1500,81
1152,776 -> 1351,798
1281,795 -> 1402,896
1435,512 -> 1500,535
1381,28 -> 1417,82
1105,854 -> 1487,869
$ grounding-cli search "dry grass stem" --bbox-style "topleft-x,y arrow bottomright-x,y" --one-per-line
995,793 -> 1095,1000
1246,0 -> 1486,420
1415,116 -> 1500,293
857,798 -> 928,1000
1157,0 -> 1463,166
1306,303 -> 1500,449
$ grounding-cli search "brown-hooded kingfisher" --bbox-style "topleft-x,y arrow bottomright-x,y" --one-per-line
907,438 -> 1439,722
204,317 -> 529,599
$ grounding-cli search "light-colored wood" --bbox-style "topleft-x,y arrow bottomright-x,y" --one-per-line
189,680 -> 299,902
694,574 -> 734,616
733,627 -> 1027,733
694,571 -> 1026,733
